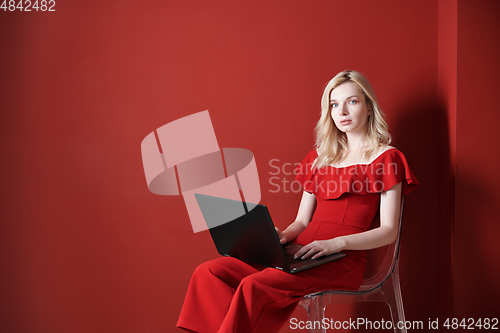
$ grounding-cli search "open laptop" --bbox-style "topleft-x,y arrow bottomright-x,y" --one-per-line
195,194 -> 345,273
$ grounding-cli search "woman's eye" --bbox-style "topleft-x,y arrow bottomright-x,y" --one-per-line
331,103 -> 338,108
348,100 -> 357,104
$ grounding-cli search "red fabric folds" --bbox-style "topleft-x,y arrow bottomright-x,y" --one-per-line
295,148 -> 419,199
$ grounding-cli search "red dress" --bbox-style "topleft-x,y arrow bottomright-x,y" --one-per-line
177,148 -> 419,333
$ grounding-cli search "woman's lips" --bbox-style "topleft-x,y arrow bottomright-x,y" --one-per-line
340,120 -> 351,126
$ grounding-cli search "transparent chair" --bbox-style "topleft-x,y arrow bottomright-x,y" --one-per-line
298,197 -> 407,333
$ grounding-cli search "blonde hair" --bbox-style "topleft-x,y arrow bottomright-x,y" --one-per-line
314,70 -> 391,168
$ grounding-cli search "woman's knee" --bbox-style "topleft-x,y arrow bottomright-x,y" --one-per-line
194,258 -> 224,277
193,257 -> 240,279
238,270 -> 269,292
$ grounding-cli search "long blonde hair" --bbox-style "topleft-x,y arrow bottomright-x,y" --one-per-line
314,70 -> 391,168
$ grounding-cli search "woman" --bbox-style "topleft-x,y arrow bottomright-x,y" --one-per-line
177,70 -> 419,333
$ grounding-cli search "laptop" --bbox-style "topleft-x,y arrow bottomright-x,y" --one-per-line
195,194 -> 346,273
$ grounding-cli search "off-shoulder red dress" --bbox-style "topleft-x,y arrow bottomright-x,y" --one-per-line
177,148 -> 419,333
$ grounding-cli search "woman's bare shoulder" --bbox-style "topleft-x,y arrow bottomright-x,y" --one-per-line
375,144 -> 397,155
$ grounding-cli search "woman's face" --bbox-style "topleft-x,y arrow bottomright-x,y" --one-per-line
329,82 -> 371,134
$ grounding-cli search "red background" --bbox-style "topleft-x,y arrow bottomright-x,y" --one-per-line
0,0 -> 498,332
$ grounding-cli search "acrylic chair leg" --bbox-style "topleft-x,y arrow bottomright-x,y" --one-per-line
299,297 -> 314,333
385,263 -> 407,333
392,271 -> 407,333
306,296 -> 326,333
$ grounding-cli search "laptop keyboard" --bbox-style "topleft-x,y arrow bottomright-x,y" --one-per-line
287,254 -> 305,265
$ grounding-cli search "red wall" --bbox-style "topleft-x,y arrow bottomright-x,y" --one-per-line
437,0 -> 457,320
455,0 -> 500,322
0,1 -> 496,332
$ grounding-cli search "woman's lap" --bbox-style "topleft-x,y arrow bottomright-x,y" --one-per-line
199,254 -> 364,296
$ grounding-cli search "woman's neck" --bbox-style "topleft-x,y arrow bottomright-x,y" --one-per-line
345,131 -> 369,153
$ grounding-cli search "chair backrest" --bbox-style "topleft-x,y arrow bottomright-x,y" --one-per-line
357,196 -> 405,291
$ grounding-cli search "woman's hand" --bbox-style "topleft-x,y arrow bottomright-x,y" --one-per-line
275,227 -> 288,245
294,238 -> 346,260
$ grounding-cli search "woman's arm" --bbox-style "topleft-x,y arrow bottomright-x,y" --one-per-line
275,191 -> 317,244
295,182 -> 403,259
